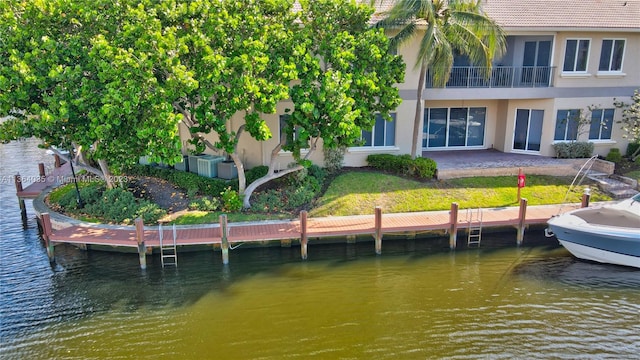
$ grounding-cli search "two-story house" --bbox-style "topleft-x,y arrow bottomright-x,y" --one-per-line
178,0 -> 640,170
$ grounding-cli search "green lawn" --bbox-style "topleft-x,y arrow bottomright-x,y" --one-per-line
309,172 -> 611,217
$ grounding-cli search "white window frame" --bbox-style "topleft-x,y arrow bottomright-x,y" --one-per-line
598,38 -> 626,74
588,108 -> 615,141
553,109 -> 581,142
562,38 -> 591,74
354,113 -> 397,149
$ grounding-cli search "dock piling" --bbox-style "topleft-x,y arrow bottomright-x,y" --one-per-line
220,214 -> 229,264
14,174 -> 28,226
300,210 -> 308,260
449,203 -> 459,250
374,207 -> 382,255
516,198 -> 528,245
41,213 -> 55,262
38,163 -> 46,178
135,218 -> 146,270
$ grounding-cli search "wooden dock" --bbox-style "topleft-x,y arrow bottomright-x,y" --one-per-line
16,156 -> 587,269
38,201 -> 582,269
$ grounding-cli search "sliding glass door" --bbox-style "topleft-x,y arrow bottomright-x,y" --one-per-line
423,107 -> 486,149
513,109 -> 543,152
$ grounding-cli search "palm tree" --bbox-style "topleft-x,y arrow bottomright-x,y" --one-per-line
375,0 -> 505,158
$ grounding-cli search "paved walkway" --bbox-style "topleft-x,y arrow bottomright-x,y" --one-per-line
424,149 -> 595,179
424,149 -> 584,170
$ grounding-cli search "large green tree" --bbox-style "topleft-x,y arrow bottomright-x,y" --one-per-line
0,0 -> 192,187
242,0 -> 405,208
165,0 -> 301,200
376,0 -> 505,158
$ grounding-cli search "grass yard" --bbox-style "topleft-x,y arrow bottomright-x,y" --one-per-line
309,171 -> 611,217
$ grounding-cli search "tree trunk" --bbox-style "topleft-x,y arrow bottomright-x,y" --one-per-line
241,137 -> 308,209
411,62 -> 427,159
229,152 -> 246,194
411,62 -> 428,160
97,158 -> 115,189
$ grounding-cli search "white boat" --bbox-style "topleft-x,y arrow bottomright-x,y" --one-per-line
546,193 -> 640,269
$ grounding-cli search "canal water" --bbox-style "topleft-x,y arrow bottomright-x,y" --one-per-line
1,139 -> 639,359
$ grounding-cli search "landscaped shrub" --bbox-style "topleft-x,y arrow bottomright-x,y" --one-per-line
553,142 -> 594,158
126,164 -> 232,196
323,146 -> 346,173
250,166 -> 326,213
413,157 -> 438,178
55,182 -> 104,210
188,196 -> 220,211
626,142 -> 640,157
82,187 -> 166,224
245,165 -> 269,184
220,187 -> 242,212
605,148 -> 623,163
251,190 -> 284,213
366,154 -> 437,179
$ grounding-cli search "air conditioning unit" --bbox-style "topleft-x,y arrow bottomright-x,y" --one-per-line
217,161 -> 238,179
174,155 -> 189,171
188,155 -> 202,173
197,155 -> 225,178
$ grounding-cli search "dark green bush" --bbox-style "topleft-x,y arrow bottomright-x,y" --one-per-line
251,190 -> 285,213
126,164 -> 232,196
82,187 -> 166,224
553,142 -> 594,158
626,142 -> 640,157
56,182 -> 104,210
246,165 -> 269,184
366,154 -> 437,179
605,148 -> 623,163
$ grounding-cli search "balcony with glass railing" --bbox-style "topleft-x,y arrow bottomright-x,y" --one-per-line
426,66 -> 556,88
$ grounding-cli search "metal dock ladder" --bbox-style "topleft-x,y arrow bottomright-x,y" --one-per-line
159,223 -> 178,267
466,208 -> 483,247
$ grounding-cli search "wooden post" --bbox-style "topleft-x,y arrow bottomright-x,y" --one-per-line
14,174 -> 23,193
449,202 -> 459,250
300,210 -> 308,260
220,214 -> 229,265
135,218 -> 146,270
41,213 -> 55,262
374,206 -> 382,255
14,174 -> 27,226
38,163 -> 46,178
54,154 -> 61,168
517,198 -> 528,245
581,187 -> 591,208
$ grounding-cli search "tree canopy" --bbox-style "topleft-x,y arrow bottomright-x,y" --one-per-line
1,0 -> 403,207
0,0 -> 192,186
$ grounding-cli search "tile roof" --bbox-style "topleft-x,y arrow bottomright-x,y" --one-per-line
475,0 -> 640,30
295,1 -> 640,31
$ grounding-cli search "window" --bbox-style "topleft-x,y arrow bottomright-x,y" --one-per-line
563,39 -> 590,72
423,107 -> 486,148
589,109 -> 614,140
361,113 -> 396,147
599,39 -> 625,72
554,109 -> 581,141
279,114 -> 301,146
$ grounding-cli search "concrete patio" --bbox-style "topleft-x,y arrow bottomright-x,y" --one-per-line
423,149 -> 613,180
